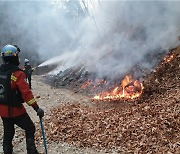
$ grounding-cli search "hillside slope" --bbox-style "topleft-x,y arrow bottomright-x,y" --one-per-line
0,47 -> 179,154
35,46 -> 180,153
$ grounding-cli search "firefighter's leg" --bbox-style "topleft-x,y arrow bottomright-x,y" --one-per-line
28,76 -> 32,89
1,117 -> 15,154
14,113 -> 38,154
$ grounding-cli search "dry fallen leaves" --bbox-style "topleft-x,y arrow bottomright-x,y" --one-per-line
35,47 -> 180,153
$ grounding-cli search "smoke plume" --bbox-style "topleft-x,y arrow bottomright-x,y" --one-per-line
0,0 -> 180,79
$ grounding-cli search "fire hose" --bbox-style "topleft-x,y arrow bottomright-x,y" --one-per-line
39,117 -> 48,154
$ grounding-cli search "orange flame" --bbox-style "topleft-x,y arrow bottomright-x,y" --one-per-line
81,80 -> 92,89
163,53 -> 174,63
93,75 -> 144,101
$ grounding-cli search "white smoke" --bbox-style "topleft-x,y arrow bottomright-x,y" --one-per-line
1,0 -> 180,79
49,0 -> 180,78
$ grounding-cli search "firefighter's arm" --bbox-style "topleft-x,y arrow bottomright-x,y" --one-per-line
13,71 -> 44,117
31,66 -> 35,72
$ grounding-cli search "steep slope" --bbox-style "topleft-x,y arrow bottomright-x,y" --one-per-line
35,46 -> 180,153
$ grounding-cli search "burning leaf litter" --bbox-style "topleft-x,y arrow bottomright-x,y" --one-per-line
163,53 -> 175,63
35,47 -> 180,153
93,75 -> 144,101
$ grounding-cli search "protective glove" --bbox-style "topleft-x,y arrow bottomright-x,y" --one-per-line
37,108 -> 44,118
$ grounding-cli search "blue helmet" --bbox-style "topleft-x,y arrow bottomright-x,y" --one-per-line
1,44 -> 20,57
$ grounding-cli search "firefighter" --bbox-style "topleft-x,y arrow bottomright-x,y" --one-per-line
23,59 -> 34,89
22,58 -> 34,89
0,44 -> 44,154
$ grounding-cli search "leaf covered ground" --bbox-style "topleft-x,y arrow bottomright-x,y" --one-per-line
35,47 -> 180,153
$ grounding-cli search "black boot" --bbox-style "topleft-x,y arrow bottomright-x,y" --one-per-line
26,138 -> 39,154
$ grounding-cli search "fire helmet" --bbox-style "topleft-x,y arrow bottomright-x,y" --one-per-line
1,44 -> 20,57
1,44 -> 21,65
24,59 -> 30,63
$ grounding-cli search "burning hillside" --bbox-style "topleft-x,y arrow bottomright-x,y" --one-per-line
1,1 -> 180,153
33,2 -> 180,153
36,46 -> 180,153
44,46 -> 176,102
